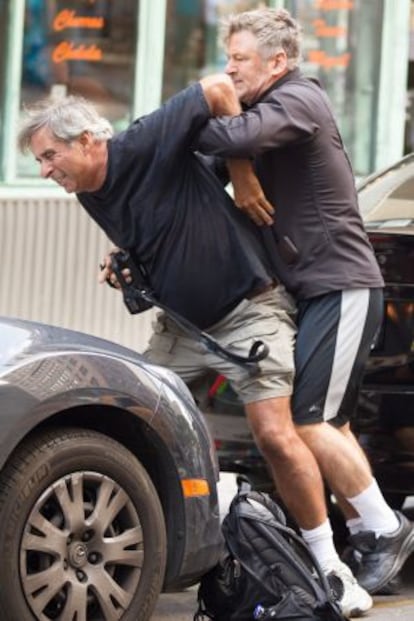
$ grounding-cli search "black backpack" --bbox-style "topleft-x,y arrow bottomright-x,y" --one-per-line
194,490 -> 347,621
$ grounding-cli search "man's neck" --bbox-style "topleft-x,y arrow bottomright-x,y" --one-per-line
89,141 -> 109,192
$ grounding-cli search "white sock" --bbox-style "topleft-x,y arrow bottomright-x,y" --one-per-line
346,517 -> 363,535
300,519 -> 339,571
346,479 -> 399,536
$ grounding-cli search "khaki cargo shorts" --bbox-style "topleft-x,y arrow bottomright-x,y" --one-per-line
144,285 -> 297,404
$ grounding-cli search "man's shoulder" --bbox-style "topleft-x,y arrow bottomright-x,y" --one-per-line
123,82 -> 210,141
272,71 -> 324,96
263,71 -> 332,119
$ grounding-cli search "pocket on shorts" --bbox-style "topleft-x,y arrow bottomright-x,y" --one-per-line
144,329 -> 177,367
213,300 -> 281,352
223,311 -> 295,393
216,293 -> 296,378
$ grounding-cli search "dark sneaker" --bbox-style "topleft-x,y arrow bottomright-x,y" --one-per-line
341,544 -> 402,595
349,511 -> 414,594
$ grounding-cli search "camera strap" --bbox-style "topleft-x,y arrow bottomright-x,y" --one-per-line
109,250 -> 269,376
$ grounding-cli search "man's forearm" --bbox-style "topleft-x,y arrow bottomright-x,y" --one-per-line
198,75 -> 274,225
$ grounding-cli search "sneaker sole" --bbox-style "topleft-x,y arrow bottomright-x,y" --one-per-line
346,606 -> 370,618
368,527 -> 414,594
342,592 -> 373,617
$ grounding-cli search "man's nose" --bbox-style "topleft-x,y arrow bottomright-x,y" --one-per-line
40,160 -> 53,178
225,59 -> 236,74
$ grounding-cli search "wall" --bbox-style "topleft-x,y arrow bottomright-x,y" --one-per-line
0,189 -> 155,352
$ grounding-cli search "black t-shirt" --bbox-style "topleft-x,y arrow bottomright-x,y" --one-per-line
78,83 -> 273,328
197,70 -> 384,300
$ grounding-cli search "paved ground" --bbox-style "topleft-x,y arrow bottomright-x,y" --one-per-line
152,475 -> 414,620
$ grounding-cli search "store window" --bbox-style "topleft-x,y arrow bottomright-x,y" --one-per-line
19,0 -> 139,177
285,0 -> 384,176
162,0 -> 270,100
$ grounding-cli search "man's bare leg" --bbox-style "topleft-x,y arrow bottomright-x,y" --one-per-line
297,421 -> 399,532
245,398 -> 374,613
245,396 -> 327,529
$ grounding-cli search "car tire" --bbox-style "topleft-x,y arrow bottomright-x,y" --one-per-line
0,427 -> 167,621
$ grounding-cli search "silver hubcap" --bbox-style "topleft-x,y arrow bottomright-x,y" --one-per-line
20,471 -> 144,620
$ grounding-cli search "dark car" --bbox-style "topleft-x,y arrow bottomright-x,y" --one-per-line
198,153 -> 414,509
0,318 -> 222,621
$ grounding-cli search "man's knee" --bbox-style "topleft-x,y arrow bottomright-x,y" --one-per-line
246,397 -> 299,459
295,421 -> 324,440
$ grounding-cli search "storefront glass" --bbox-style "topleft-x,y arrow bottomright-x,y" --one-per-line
284,0 -> 384,175
162,0 -> 269,100
19,0 -> 139,177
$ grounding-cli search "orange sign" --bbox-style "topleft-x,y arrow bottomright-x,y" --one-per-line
308,50 -> 351,70
309,0 -> 354,71
51,5 -> 105,64
53,9 -> 104,31
314,0 -> 354,9
52,41 -> 103,63
312,19 -> 347,38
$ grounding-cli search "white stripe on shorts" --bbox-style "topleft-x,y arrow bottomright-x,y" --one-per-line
323,289 -> 370,421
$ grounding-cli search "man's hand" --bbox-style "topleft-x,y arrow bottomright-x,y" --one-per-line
227,159 -> 275,226
99,248 -> 131,289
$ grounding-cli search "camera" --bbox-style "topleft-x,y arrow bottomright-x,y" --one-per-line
109,250 -> 154,314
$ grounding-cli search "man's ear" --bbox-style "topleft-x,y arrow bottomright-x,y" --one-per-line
79,131 -> 93,150
270,51 -> 288,77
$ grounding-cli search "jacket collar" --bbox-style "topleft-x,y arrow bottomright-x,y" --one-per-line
243,68 -> 303,109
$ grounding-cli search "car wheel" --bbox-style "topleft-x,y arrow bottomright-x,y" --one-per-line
0,427 -> 167,621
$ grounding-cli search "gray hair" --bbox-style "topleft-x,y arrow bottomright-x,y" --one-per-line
221,8 -> 302,71
18,95 -> 114,152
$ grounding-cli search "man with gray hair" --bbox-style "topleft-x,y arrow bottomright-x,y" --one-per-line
197,6 -> 414,611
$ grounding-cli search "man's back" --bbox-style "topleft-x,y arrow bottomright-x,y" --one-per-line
78,83 -> 274,328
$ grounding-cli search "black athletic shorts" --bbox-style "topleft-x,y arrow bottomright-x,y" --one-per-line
292,288 -> 383,426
